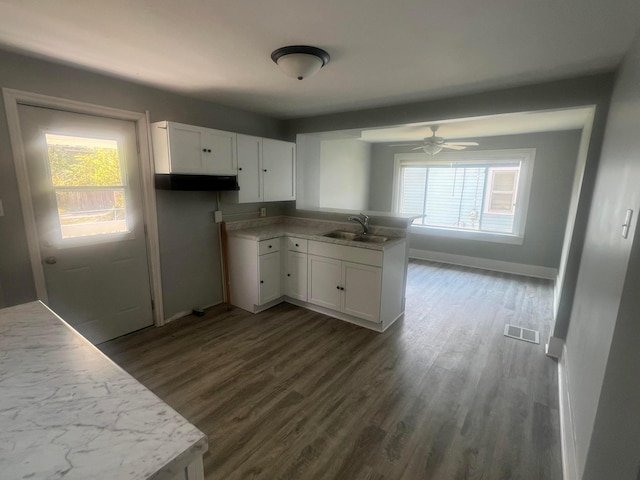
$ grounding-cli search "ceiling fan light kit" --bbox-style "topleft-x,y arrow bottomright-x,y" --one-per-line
419,144 -> 444,155
271,45 -> 330,80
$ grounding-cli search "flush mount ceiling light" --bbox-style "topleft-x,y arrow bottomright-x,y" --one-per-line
271,45 -> 330,80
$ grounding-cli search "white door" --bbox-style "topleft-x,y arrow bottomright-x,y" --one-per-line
202,128 -> 237,175
237,134 -> 263,203
286,251 -> 308,301
263,139 -> 295,201
307,255 -> 342,310
259,251 -> 281,304
168,122 -> 205,173
342,262 -> 382,323
18,104 -> 154,344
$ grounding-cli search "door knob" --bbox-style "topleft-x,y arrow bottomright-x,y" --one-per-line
44,256 -> 57,265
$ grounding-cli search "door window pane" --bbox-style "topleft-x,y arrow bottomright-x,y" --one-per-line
45,134 -> 129,239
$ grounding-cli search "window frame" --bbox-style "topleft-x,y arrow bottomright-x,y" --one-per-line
392,148 -> 536,245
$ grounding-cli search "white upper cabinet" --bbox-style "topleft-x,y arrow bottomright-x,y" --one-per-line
236,134 -> 263,203
151,121 -> 237,176
226,134 -> 296,203
262,138 -> 295,201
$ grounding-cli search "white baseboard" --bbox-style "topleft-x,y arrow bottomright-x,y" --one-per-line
409,248 -> 557,280
559,342 -> 578,480
546,335 -> 564,359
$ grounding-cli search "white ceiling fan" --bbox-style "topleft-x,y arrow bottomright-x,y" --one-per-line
390,125 -> 479,155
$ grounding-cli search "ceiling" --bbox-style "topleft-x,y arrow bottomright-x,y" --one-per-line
1,1 -> 639,119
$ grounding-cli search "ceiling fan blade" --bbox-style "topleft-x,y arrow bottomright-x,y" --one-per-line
388,143 -> 420,147
441,144 -> 467,150
445,141 -> 479,146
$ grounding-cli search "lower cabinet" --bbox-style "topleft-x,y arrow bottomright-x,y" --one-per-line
259,251 -> 281,304
284,237 -> 308,302
308,255 -> 382,323
228,237 -> 281,313
228,234 -> 407,330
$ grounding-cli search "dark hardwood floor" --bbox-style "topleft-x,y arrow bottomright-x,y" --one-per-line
99,260 -> 562,479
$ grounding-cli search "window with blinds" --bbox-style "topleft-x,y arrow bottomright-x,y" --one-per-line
395,149 -> 535,240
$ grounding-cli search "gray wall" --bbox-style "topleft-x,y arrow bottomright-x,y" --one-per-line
564,32 -> 640,479
0,48 -> 285,317
319,139 -> 371,211
369,131 -> 582,268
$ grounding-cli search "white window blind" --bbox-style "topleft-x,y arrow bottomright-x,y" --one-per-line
394,149 -> 535,241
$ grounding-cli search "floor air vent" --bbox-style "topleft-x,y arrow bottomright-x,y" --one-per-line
504,324 -> 540,344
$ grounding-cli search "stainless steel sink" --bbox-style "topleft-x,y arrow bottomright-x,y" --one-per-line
323,230 -> 361,240
353,235 -> 389,244
323,230 -> 391,244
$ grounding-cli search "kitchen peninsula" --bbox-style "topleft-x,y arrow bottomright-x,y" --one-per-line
225,215 -> 410,332
0,301 -> 207,480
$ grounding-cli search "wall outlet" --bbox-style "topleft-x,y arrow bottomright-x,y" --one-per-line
214,210 -> 223,223
260,207 -> 267,217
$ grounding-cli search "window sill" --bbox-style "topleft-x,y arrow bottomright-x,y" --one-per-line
410,225 -> 524,245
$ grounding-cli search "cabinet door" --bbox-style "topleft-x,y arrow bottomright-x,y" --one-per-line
342,262 -> 382,323
168,123 -> 205,173
259,251 -> 281,305
307,255 -> 341,310
263,138 -> 295,201
286,251 -> 308,301
236,134 -> 263,203
201,128 -> 237,175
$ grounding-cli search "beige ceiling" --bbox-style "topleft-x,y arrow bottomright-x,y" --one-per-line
0,1 -> 639,119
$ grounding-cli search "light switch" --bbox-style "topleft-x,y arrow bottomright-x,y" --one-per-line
622,209 -> 633,239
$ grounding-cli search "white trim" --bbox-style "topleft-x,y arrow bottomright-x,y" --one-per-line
2,88 -> 164,326
409,248 -> 557,279
285,297 -> 403,332
545,335 -> 564,359
559,342 -> 578,480
410,225 -> 524,245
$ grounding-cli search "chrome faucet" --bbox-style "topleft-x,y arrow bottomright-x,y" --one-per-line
348,213 -> 370,235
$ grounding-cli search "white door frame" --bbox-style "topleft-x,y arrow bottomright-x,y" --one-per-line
2,88 -> 165,327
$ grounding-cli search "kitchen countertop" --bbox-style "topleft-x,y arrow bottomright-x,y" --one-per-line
0,301 -> 207,480
226,216 -> 407,250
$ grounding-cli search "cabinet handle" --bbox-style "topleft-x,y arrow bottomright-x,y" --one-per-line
238,167 -> 243,171
263,169 -> 267,172
260,280 -> 264,284
208,149 -> 212,152
336,286 -> 340,290
340,287 -> 345,291
202,148 -> 207,152
295,243 -> 299,247
287,273 -> 291,277
268,245 -> 272,248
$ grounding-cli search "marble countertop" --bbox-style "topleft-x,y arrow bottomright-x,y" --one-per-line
0,301 -> 207,480
226,216 -> 407,251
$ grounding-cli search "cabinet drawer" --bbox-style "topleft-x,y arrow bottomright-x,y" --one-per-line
308,240 -> 383,267
287,237 -> 308,253
259,239 -> 280,255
